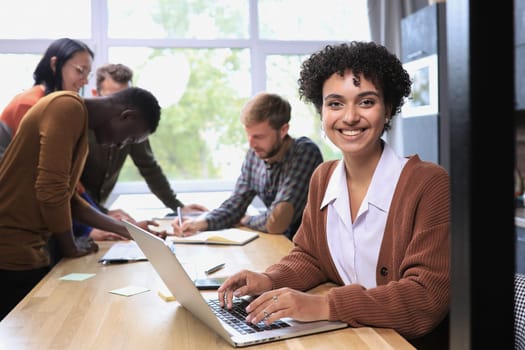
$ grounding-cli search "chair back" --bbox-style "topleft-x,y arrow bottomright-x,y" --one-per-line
515,273 -> 525,350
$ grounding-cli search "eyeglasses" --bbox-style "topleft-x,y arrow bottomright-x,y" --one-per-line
70,63 -> 93,80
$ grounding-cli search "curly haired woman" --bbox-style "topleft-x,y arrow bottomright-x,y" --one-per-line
218,41 -> 450,350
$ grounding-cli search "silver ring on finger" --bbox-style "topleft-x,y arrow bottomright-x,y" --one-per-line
263,310 -> 270,320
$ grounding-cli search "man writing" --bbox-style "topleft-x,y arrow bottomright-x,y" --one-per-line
172,92 -> 323,240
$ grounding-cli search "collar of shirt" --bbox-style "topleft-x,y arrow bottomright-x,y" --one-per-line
321,142 -> 408,214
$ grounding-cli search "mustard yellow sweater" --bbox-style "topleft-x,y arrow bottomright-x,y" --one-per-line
0,91 -> 89,270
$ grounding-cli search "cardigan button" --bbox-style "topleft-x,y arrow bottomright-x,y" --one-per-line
380,267 -> 388,276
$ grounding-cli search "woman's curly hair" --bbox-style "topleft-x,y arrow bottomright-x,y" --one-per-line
298,41 -> 412,130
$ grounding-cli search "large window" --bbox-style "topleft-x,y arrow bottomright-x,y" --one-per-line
0,0 -> 370,187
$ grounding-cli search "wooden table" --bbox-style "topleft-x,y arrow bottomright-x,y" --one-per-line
0,234 -> 415,350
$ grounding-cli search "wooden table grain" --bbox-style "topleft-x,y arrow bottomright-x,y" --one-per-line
0,233 -> 415,350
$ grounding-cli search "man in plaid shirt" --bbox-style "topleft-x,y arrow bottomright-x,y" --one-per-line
173,92 -> 323,240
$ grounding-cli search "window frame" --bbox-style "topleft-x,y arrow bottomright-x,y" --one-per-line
0,0 -> 368,197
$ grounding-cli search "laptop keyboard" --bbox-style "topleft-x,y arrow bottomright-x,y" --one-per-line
208,298 -> 290,335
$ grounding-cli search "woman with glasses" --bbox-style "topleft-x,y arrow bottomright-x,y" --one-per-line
0,37 -> 93,158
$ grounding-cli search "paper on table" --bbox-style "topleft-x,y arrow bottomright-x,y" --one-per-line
109,285 -> 150,297
165,228 -> 259,245
59,273 -> 96,281
148,215 -> 207,234
98,241 -> 147,263
149,218 -> 175,234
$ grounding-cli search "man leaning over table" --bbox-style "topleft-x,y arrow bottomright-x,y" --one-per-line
76,63 -> 206,241
0,86 -> 162,320
80,63 -> 207,227
171,92 -> 323,241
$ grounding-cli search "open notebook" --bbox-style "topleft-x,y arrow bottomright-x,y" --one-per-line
166,228 -> 259,245
123,221 -> 348,347
150,219 -> 259,245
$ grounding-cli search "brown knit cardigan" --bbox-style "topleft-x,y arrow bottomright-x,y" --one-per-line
264,156 -> 450,346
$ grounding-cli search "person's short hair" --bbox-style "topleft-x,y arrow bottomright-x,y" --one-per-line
298,41 -> 411,131
240,92 -> 291,130
33,38 -> 94,95
95,63 -> 133,93
111,87 -> 161,133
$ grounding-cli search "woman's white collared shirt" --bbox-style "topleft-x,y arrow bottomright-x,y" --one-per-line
321,143 -> 408,288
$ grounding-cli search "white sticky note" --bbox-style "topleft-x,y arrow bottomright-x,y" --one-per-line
109,285 -> 150,297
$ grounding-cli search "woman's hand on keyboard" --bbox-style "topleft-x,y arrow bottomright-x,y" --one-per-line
218,270 -> 272,309
245,288 -> 330,325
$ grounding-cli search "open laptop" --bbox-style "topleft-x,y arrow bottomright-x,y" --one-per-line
123,221 -> 348,347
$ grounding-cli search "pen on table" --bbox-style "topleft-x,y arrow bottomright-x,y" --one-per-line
205,263 -> 225,275
100,259 -> 129,265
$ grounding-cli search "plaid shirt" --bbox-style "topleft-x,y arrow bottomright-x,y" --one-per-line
206,136 -> 323,238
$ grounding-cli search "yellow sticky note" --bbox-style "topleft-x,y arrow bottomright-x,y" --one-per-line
158,288 -> 176,302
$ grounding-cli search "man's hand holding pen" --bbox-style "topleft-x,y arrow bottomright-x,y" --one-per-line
171,211 -> 208,238
166,204 -> 209,238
